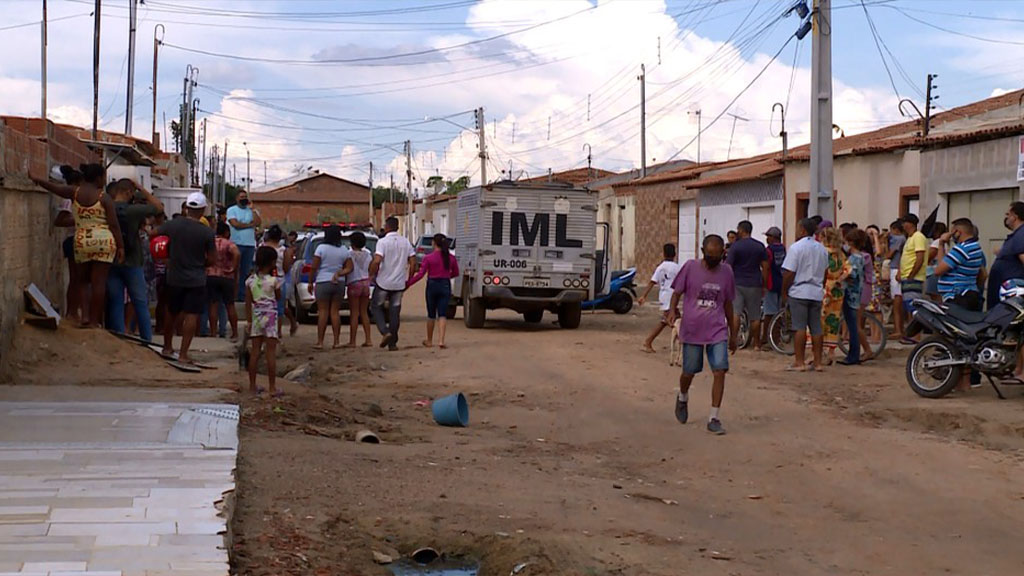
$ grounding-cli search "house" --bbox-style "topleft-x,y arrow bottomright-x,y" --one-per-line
429,194 -> 455,237
613,155 -> 782,278
782,88 -> 1024,244
250,172 -> 371,229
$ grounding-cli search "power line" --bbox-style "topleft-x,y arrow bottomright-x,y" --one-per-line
860,0 -> 901,101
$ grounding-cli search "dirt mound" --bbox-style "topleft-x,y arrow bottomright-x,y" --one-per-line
4,322 -> 203,386
240,387 -> 402,442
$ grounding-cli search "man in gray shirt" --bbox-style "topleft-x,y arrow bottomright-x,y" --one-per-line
158,192 -> 216,365
782,218 -> 829,372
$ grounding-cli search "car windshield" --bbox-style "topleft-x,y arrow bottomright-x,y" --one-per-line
418,237 -> 433,247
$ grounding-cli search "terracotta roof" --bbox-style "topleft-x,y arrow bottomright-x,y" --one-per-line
622,151 -> 781,187
785,87 -> 1024,161
252,173 -> 369,203
521,167 -> 618,186
688,158 -> 783,188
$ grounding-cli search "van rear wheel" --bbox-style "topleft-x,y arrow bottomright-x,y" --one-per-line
558,303 -> 582,330
465,298 -> 486,329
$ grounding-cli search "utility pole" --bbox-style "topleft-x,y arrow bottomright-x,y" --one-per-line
199,118 -> 207,190
583,143 -> 593,184
41,0 -> 47,121
368,161 -> 374,227
923,73 -> 938,137
808,0 -> 833,218
726,112 -> 748,160
639,64 -> 647,178
404,140 -> 413,241
264,161 -> 267,186
125,0 -> 138,135
688,109 -> 702,164
243,142 -> 250,192
222,140 -> 229,205
209,145 -> 218,205
92,0 -> 101,140
152,25 -> 163,147
475,107 -> 488,186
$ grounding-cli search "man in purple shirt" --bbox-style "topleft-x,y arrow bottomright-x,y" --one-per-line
667,235 -> 737,435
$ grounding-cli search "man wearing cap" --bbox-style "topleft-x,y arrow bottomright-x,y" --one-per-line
158,192 -> 216,365
761,226 -> 787,348
726,220 -> 769,351
227,191 -> 261,301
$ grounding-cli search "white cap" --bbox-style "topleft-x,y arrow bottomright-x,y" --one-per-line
185,192 -> 208,209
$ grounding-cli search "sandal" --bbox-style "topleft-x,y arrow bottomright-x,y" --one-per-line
785,365 -> 807,372
422,341 -> 433,348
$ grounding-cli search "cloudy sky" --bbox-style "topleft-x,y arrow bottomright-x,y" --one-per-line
2,0 -> 1023,193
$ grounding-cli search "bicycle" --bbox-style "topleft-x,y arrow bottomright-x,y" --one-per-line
768,304 -> 888,357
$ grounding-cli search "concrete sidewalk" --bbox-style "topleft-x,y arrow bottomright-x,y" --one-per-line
0,402 -> 238,576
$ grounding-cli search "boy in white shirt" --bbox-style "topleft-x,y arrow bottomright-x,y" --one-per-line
638,244 -> 681,353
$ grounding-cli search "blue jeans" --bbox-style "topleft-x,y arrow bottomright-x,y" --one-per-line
682,341 -> 729,375
842,300 -> 860,364
199,301 -> 228,337
106,265 -> 152,342
236,245 -> 256,301
371,287 -> 405,343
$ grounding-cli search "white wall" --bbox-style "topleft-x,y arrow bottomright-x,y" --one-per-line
107,162 -> 152,191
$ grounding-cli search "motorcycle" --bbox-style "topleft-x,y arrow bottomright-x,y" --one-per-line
905,281 -> 1024,399
583,268 -> 637,314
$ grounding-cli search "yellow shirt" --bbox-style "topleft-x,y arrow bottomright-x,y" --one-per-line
900,231 -> 928,282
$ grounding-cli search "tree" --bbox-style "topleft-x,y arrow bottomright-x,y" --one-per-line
202,168 -> 245,208
372,185 -> 407,209
425,175 -> 469,196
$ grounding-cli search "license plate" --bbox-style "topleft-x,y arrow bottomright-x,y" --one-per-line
524,278 -> 550,288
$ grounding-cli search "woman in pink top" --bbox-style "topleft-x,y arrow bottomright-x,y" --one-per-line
407,234 -> 459,349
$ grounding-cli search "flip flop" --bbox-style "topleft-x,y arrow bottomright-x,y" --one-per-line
362,343 -> 373,348
641,347 -> 656,354
312,344 -> 324,351
422,341 -> 433,348
785,365 -> 806,372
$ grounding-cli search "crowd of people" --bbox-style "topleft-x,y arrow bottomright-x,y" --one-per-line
34,164 -> 460,397
643,203 -> 1024,435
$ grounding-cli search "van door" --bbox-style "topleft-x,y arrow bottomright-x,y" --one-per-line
482,186 -> 539,287
536,190 -> 594,297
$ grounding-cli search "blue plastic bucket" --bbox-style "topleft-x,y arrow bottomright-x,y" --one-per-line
431,393 -> 469,427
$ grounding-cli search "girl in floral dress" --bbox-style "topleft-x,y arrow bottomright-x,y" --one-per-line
246,246 -> 281,397
820,227 -> 847,365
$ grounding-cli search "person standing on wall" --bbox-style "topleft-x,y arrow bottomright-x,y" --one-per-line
227,190 -> 261,301
726,220 -> 769,352
370,216 -> 417,351
106,179 -> 164,341
159,192 -> 216,365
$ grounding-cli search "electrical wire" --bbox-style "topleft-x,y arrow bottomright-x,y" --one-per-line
860,0 -> 901,101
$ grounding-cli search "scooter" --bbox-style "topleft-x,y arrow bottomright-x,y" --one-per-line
583,268 -> 637,314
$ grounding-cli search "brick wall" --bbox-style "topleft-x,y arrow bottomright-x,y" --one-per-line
625,180 -> 697,280
0,120 -> 98,379
257,202 -> 370,230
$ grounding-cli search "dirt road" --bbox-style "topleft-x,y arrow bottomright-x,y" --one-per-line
226,283 -> 1024,576
8,282 -> 1024,575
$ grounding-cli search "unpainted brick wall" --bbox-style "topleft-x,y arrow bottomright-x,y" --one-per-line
626,180 -> 697,280
0,121 -> 98,379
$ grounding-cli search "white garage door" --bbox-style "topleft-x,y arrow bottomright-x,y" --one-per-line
745,205 -> 775,238
947,189 -> 1017,256
678,200 -> 697,263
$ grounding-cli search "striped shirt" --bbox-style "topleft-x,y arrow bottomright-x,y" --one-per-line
937,239 -> 986,301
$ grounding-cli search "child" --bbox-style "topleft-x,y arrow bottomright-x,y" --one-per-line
638,243 -> 681,353
344,231 -> 374,348
246,246 -> 282,396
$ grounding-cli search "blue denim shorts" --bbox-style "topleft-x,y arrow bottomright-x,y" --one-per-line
682,341 -> 729,375
763,291 -> 782,317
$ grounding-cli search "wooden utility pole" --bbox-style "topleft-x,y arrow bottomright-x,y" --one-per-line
41,0 -> 47,121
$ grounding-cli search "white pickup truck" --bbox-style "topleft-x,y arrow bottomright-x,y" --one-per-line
451,181 -> 598,329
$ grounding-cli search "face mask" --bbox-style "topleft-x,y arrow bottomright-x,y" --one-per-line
239,199 -> 249,207
704,256 -> 722,269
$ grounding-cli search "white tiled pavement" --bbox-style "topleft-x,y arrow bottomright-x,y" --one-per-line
0,403 -> 238,576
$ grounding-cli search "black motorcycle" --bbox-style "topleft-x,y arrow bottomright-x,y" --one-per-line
905,292 -> 1024,399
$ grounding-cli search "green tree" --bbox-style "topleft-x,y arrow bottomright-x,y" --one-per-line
425,175 -> 469,196
372,185 -> 407,209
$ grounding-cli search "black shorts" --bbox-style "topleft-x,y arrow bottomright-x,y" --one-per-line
167,285 -> 208,316
951,291 -> 982,312
207,276 -> 235,305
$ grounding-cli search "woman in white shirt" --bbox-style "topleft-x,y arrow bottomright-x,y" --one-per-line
345,231 -> 374,348
307,226 -> 352,350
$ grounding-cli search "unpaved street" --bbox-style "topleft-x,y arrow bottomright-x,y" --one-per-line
228,283 -> 1024,576
7,281 -> 1024,576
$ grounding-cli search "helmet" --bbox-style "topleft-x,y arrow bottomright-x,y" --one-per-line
150,235 -> 170,260
999,279 -> 1024,301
